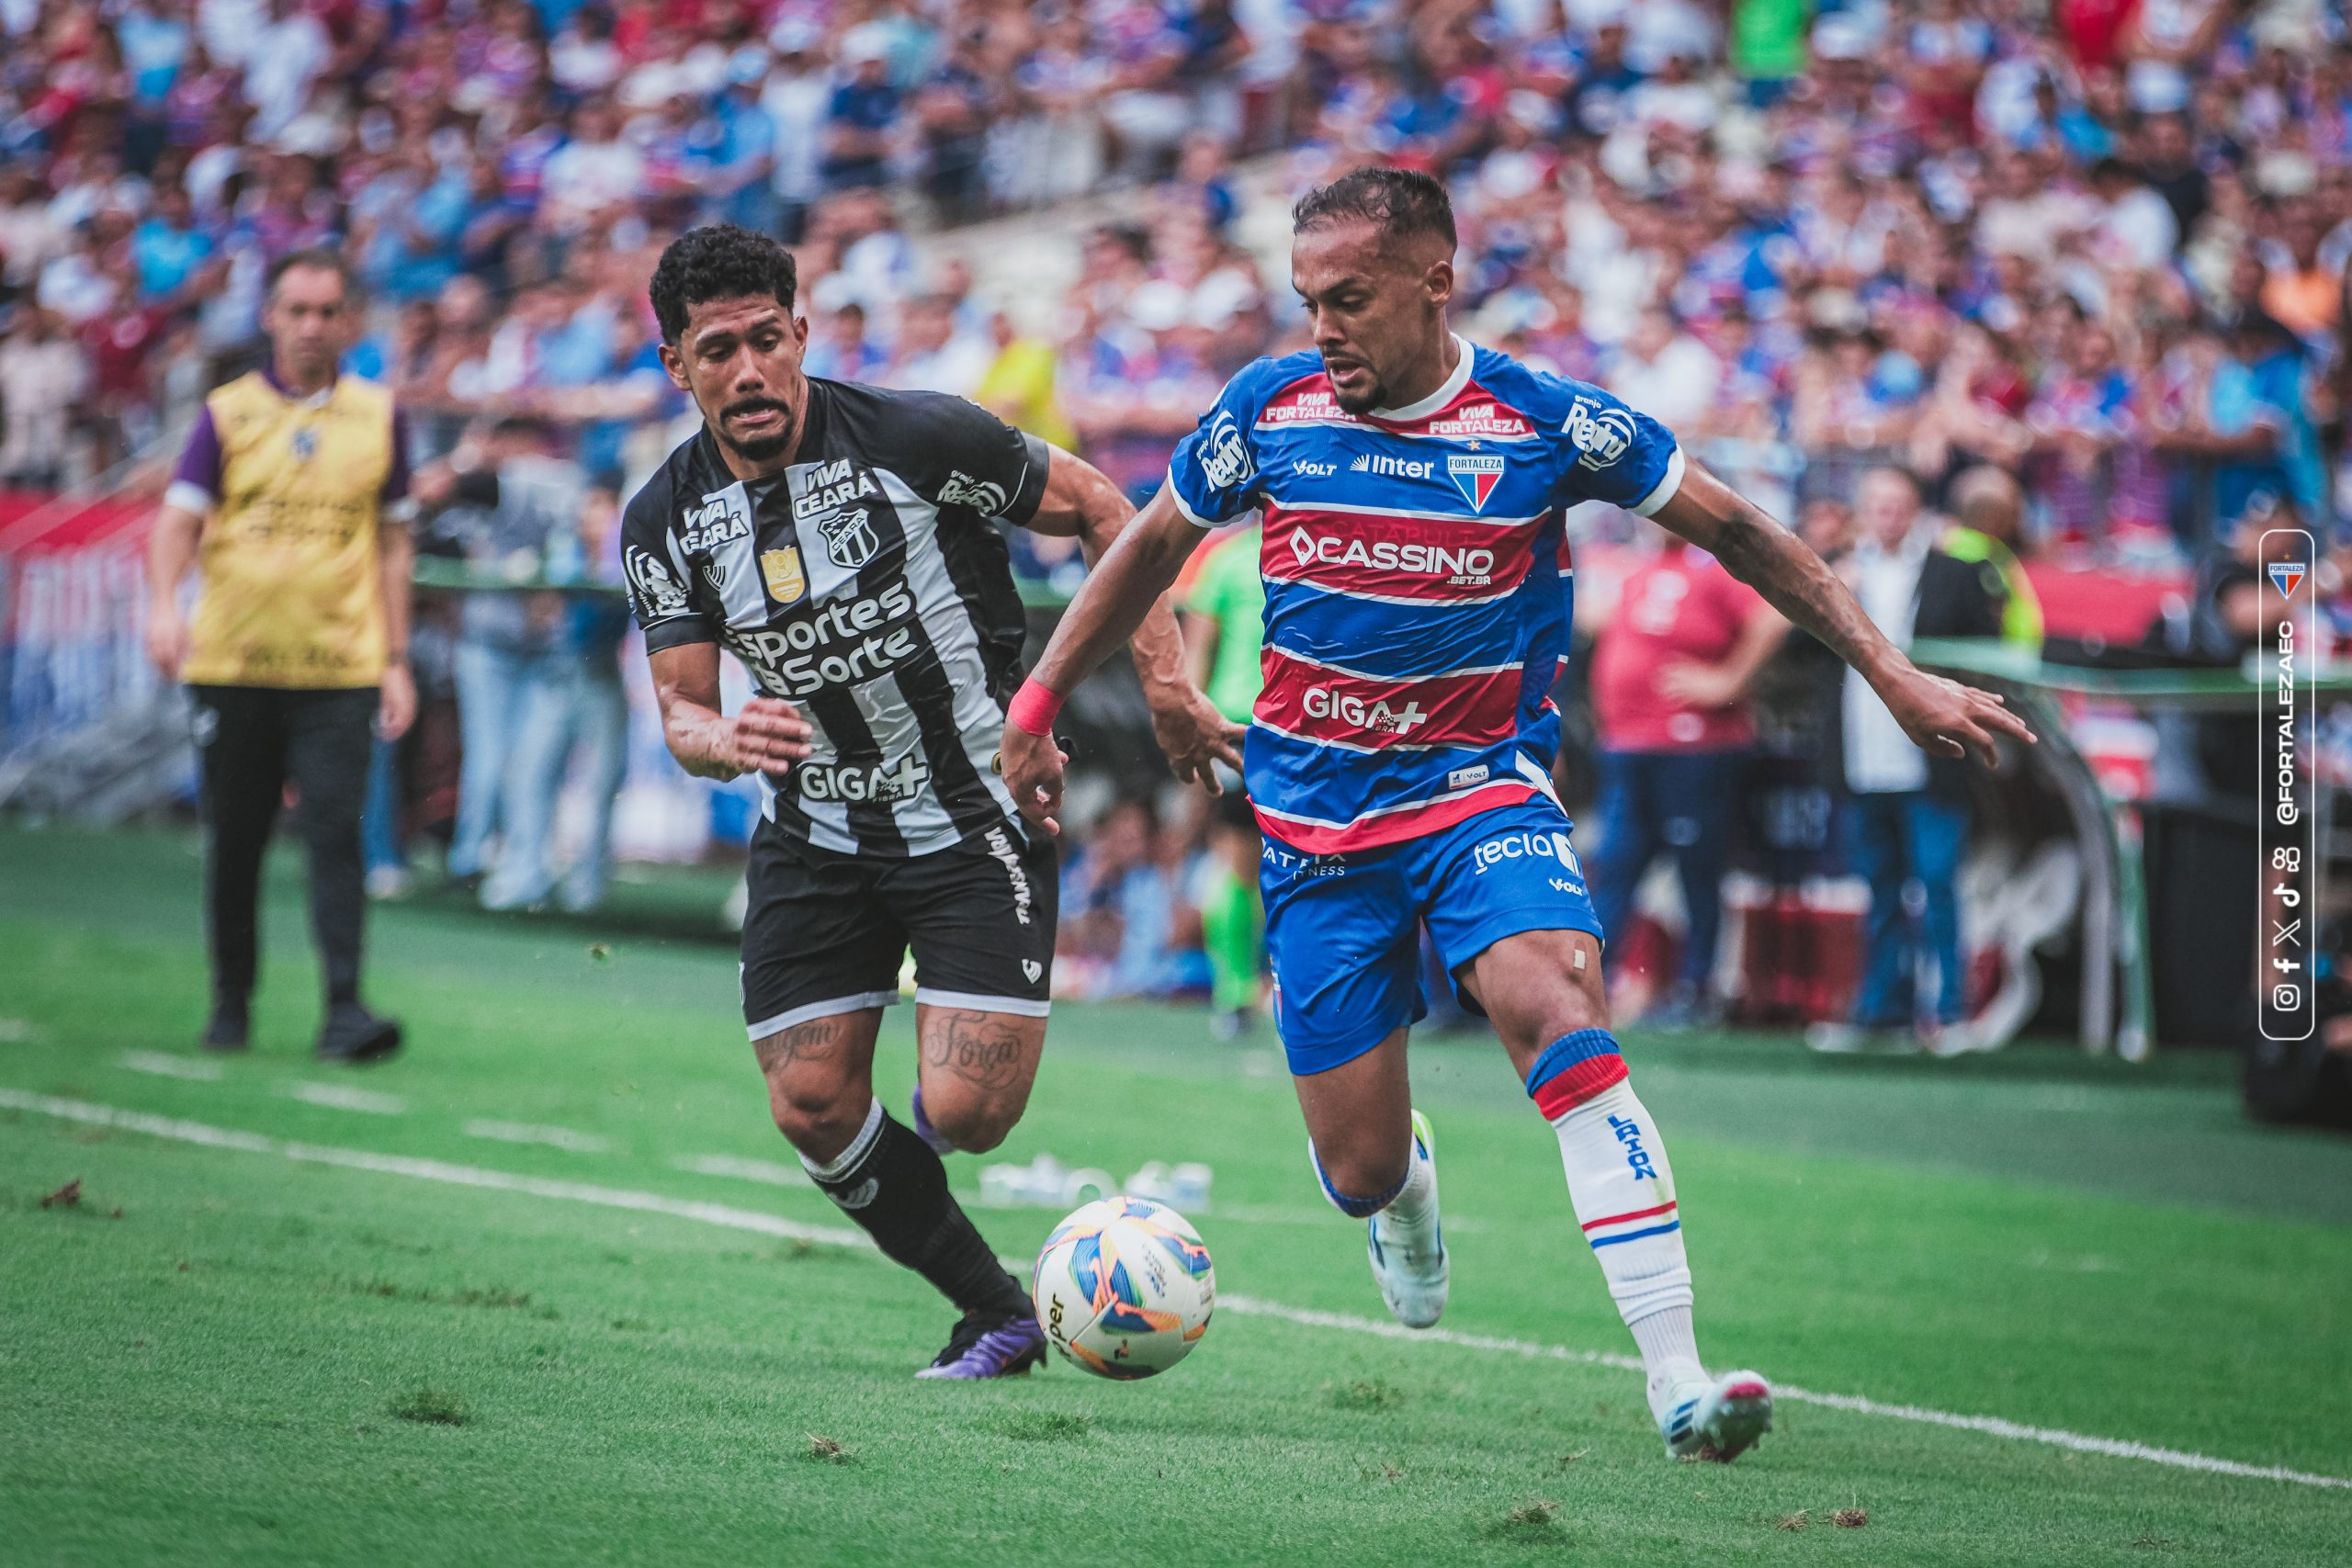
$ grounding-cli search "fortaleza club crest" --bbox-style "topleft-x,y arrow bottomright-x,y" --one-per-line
761,545 -> 807,604
2269,560 -> 2307,597
1446,452 -> 1504,512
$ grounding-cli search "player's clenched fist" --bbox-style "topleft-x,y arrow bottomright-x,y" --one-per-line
723,696 -> 815,776
997,721 -> 1068,838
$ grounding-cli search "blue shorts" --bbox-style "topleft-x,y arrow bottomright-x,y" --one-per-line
1261,799 -> 1603,1076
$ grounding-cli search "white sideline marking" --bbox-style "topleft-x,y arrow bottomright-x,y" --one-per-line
4,1088 -> 2346,1495
673,1153 -> 811,1188
119,1051 -> 223,1082
4,1089 -> 863,1249
0,1018 -> 36,1043
284,1082 -> 407,1116
465,1120 -> 610,1154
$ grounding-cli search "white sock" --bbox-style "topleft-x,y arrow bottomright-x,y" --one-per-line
1385,1124 -> 1438,1231
1543,1074 -> 1702,1409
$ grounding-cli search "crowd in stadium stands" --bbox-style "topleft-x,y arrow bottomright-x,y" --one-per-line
1,0 -> 2345,1019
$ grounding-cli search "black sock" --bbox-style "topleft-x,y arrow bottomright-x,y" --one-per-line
803,1101 -> 1029,1320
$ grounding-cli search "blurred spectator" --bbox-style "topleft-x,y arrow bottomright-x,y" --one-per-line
822,29 -> 902,192
1182,522 -> 1264,1035
1059,796 -> 1192,999
1815,468 -> 2010,1054
423,415 -> 590,898
1587,526 -> 1787,1025
0,308 -> 89,489
488,482 -> 631,913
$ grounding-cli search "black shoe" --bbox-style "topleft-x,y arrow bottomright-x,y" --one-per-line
316,1003 -> 402,1063
202,1001 -> 251,1054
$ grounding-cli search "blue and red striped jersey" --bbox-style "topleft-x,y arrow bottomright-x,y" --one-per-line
1166,335 -> 1685,855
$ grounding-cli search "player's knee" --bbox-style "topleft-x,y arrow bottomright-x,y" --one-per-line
763,1073 -> 866,1156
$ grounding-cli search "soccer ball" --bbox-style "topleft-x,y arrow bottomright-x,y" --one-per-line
1031,1196 -> 1215,1380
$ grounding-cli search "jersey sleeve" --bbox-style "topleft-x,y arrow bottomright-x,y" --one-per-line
886,390 -> 1050,527
1548,378 -> 1685,518
1166,367 -> 1269,527
164,404 -> 221,515
619,471 -> 718,652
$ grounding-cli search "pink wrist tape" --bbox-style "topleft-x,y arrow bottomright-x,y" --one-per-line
1007,680 -> 1064,737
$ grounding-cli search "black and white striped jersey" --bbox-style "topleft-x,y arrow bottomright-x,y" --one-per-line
620,378 -> 1051,858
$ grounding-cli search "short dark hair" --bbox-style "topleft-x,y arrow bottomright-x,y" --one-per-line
1292,166 -> 1456,251
650,223 -> 799,344
266,246 -> 353,299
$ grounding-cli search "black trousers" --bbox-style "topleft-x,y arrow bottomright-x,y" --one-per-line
189,685 -> 378,1010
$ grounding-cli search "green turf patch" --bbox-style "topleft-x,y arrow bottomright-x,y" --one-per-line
2,824 -> 2349,1567
1329,1377 -> 1408,1412
388,1388 -> 470,1427
997,1410 -> 1092,1442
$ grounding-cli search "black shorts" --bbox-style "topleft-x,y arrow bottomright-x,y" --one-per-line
741,818 -> 1059,1040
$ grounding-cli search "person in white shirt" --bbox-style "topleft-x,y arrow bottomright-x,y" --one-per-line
1611,306 -> 1723,431
1819,468 -> 2010,1054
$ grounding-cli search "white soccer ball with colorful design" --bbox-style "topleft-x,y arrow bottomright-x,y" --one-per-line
1031,1196 -> 1215,1379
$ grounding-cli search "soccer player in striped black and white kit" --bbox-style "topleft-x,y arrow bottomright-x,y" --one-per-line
623,225 -> 1239,1379
1002,170 -> 2035,1456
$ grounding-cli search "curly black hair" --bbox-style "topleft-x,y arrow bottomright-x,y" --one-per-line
1291,166 -> 1456,250
649,223 -> 799,344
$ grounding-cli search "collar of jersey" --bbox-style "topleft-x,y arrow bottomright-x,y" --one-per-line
1367,334 -> 1475,423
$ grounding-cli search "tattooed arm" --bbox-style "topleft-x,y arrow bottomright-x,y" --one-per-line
1648,462 -> 2035,766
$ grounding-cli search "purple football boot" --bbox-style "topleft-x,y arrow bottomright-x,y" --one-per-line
915,1312 -> 1048,1380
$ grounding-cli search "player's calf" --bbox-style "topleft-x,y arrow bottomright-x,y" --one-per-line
911,1005 -> 1046,1156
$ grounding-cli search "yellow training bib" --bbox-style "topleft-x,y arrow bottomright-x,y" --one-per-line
182,372 -> 397,689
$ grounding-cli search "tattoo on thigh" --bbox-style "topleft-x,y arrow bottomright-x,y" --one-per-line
922,1010 -> 1027,1090
753,1017 -> 844,1077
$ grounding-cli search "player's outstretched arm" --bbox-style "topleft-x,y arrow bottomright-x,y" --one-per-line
1001,478 -> 1228,834
1009,456 -> 1243,826
647,642 -> 814,782
1649,461 -> 2036,767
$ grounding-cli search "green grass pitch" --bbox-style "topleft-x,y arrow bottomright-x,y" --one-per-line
1,824 -> 2347,1565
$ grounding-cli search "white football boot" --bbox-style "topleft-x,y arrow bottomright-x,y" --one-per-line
1365,1110 -> 1449,1329
1657,1370 -> 1775,1461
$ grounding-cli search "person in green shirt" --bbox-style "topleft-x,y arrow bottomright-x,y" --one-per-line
1183,523 -> 1265,725
1942,466 -> 2044,651
1182,524 -> 1265,1035
1732,0 -> 1811,100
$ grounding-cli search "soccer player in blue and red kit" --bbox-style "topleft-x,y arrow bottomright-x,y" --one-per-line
1000,169 -> 2034,1461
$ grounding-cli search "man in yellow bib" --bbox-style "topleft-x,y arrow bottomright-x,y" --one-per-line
145,249 -> 416,1061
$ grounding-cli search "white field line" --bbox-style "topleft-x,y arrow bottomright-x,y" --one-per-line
4,1088 -> 2346,1495
464,1120 -> 610,1154
119,1051 -> 223,1082
283,1082 -> 407,1115
672,1153 -> 812,1188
